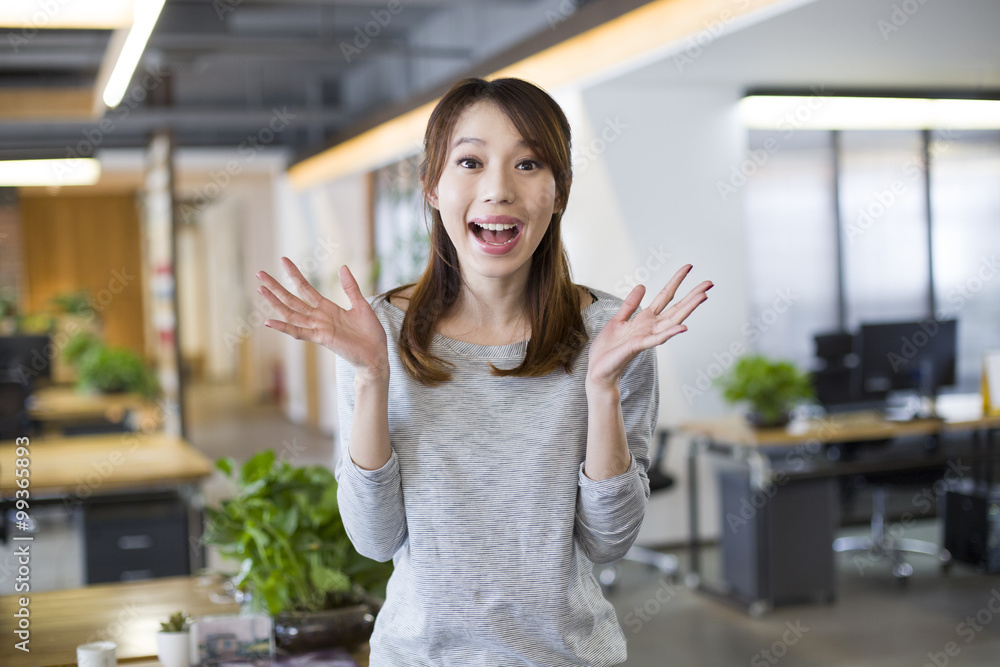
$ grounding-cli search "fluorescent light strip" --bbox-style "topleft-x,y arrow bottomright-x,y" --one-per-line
739,96 -> 1000,130
0,1 -> 132,29
0,159 -> 101,187
102,0 -> 167,108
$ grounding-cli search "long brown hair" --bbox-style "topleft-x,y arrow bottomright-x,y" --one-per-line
383,77 -> 588,386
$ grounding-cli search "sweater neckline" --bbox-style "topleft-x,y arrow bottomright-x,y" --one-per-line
380,290 -> 604,359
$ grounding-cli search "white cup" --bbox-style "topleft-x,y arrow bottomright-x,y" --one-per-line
77,641 -> 117,667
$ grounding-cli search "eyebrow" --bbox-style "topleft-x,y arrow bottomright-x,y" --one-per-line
452,136 -> 530,149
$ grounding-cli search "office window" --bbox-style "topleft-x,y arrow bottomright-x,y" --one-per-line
930,130 -> 1000,390
373,154 -> 430,293
744,131 -> 840,368
838,130 -> 930,329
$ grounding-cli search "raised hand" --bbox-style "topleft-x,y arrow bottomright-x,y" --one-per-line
587,264 -> 712,391
256,258 -> 389,380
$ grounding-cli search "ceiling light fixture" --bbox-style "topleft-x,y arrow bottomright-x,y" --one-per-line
102,0 -> 167,108
0,1 -> 132,29
0,159 -> 101,187
738,95 -> 1000,130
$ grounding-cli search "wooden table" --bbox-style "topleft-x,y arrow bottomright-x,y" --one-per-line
26,385 -> 160,435
0,575 -> 370,666
0,432 -> 214,497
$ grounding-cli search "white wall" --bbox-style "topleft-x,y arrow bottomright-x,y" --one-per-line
277,173 -> 372,455
568,81 -> 754,546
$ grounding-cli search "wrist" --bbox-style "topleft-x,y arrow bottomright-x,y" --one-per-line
355,364 -> 390,388
586,376 -> 620,399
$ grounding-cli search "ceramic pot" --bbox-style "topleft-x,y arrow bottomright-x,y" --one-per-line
156,631 -> 190,667
273,600 -> 380,654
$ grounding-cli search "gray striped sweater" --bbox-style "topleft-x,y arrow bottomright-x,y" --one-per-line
334,287 -> 658,666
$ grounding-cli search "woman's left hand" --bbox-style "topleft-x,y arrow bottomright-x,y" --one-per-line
586,264 -> 712,392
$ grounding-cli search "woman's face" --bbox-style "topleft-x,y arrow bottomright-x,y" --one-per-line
427,100 -> 559,282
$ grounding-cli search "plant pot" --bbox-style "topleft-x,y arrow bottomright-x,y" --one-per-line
156,631 -> 190,667
274,601 -> 380,654
746,409 -> 791,429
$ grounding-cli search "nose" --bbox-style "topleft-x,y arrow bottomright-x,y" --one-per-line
480,163 -> 516,205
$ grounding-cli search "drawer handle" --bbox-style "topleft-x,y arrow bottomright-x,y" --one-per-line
120,569 -> 153,581
118,535 -> 153,550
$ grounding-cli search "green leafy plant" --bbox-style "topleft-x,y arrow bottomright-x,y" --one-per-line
717,355 -> 816,427
62,331 -> 103,365
203,450 -> 393,617
159,611 -> 191,633
75,345 -> 160,399
16,311 -> 55,334
50,290 -> 93,316
0,288 -> 16,319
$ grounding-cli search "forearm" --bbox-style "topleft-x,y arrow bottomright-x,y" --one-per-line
349,370 -> 392,471
583,381 -> 632,480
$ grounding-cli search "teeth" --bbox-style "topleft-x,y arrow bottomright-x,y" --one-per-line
474,221 -> 517,231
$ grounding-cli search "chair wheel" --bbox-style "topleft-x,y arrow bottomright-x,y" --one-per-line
892,562 -> 913,581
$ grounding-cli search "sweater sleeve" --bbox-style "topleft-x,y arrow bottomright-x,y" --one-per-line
333,351 -> 408,563
574,344 -> 658,564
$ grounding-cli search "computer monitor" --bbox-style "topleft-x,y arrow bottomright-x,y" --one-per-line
858,319 -> 957,402
0,334 -> 53,384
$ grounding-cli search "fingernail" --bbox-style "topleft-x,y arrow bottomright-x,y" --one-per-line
706,283 -> 714,291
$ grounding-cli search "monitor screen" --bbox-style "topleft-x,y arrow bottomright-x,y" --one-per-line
0,334 -> 53,383
858,319 -> 957,399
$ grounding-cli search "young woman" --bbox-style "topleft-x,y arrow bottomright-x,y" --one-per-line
256,77 -> 712,666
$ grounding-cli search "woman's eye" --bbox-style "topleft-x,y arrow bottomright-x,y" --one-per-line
517,160 -> 542,171
457,157 -> 480,169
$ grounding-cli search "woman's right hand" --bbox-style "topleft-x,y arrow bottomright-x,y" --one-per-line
256,257 -> 389,381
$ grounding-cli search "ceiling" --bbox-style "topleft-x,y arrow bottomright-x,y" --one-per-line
619,0 -> 1000,94
3,0 -> 998,175
0,0 -> 642,164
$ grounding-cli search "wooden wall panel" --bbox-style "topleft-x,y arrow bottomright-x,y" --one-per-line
19,193 -> 146,354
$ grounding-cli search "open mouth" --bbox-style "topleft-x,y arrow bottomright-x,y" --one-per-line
468,221 -> 522,246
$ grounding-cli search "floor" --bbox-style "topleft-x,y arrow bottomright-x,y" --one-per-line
186,379 -> 1000,666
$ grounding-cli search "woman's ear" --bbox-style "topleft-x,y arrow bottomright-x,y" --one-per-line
426,186 -> 439,210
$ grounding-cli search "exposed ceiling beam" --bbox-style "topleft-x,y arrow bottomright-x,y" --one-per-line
0,88 -> 94,119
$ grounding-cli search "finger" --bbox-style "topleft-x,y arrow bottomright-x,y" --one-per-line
613,284 -> 645,323
281,257 -> 326,309
256,269 -> 315,316
646,323 -> 689,348
660,292 -> 708,327
339,264 -> 368,310
262,317 -> 315,342
257,284 -> 312,328
649,264 -> 693,316
660,281 -> 713,318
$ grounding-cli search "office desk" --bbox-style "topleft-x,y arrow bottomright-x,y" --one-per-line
26,385 -> 159,435
0,432 -> 214,497
1,433 -> 215,585
681,409 -> 998,614
0,575 -> 371,666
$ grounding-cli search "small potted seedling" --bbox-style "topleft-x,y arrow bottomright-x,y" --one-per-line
157,611 -> 191,667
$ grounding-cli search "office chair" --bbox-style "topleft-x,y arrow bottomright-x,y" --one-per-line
598,428 -> 680,588
0,372 -> 33,440
811,331 -> 953,581
831,445 -> 953,581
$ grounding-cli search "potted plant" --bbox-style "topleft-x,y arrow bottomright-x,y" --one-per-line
157,611 -> 191,667
717,355 -> 816,427
0,288 -> 16,335
203,450 -> 393,654
74,344 -> 160,399
50,290 -> 93,316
